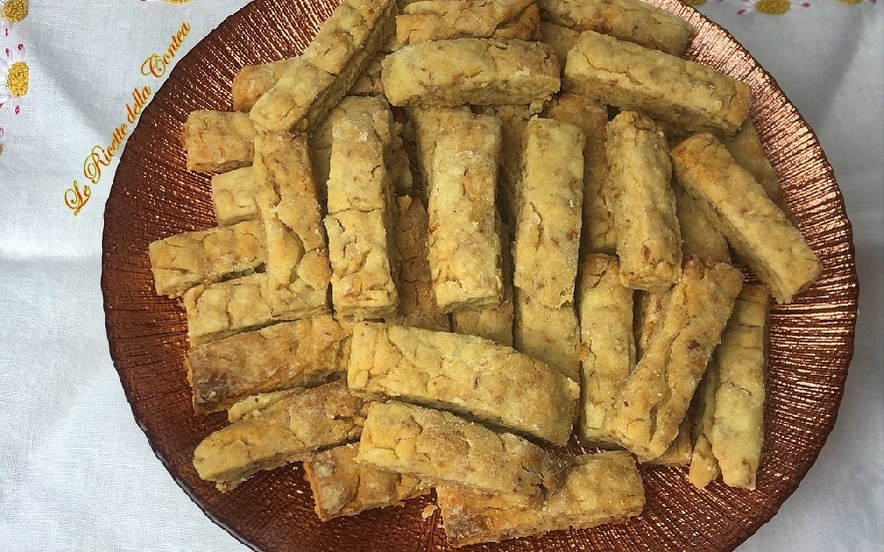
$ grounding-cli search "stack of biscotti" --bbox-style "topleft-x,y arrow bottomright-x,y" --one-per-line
146,0 -> 824,546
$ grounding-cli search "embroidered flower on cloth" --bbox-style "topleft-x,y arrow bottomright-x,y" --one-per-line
1,0 -> 28,36
0,42 -> 28,114
736,0 -> 811,15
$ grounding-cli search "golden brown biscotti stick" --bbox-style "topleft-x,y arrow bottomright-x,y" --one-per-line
182,274 -> 277,345
673,180 -> 731,264
148,219 -> 265,298
232,57 -> 301,112
671,133 -> 822,303
437,451 -> 645,547
356,401 -> 568,507
348,322 -> 579,445
451,221 -> 514,346
607,111 -> 681,291
324,100 -> 399,320
181,110 -> 257,173
564,31 -> 750,136
382,38 -> 560,107
192,381 -> 367,491
577,254 -> 635,447
513,291 -> 581,382
304,443 -> 431,521
211,166 -> 257,226
184,315 -> 352,415
710,284 -> 769,490
387,196 -> 451,331
249,0 -> 396,133
538,0 -> 695,56
539,21 -> 580,68
253,134 -> 331,319
425,109 -> 504,311
722,119 -> 789,215
687,358 -> 721,488
545,93 -> 614,254
396,0 -> 538,45
471,103 -> 539,228
604,258 -> 744,461
514,117 -> 585,308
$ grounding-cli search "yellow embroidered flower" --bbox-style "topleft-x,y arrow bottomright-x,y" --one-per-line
0,42 -> 28,114
1,0 -> 28,35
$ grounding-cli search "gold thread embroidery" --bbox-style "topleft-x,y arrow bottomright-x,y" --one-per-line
64,181 -> 92,216
1,0 -> 28,23
6,60 -> 27,96
755,0 -> 792,12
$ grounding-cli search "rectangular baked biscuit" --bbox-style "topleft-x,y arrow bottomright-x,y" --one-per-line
182,110 -> 257,173
606,111 -> 681,291
604,258 -> 744,461
425,109 -> 504,311
148,219 -> 265,298
356,401 -> 568,507
538,0 -> 695,56
564,31 -> 750,136
382,38 -> 560,107
249,0 -> 396,133
304,443 -> 431,521
253,133 -> 331,319
437,451 -> 645,547
670,133 -> 821,303
324,99 -> 399,319
513,117 -> 585,309
192,382 -> 368,491
710,284 -> 769,490
396,0 -> 539,45
577,254 -> 635,446
184,315 -> 351,414
347,322 -> 579,446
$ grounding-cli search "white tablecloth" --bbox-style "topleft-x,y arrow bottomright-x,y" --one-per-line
0,1 -> 881,550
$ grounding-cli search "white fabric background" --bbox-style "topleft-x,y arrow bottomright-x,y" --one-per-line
0,1 -> 881,550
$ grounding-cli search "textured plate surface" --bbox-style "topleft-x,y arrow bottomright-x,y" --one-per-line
101,1 -> 858,551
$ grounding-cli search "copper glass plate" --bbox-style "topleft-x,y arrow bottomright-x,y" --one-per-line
102,1 -> 858,550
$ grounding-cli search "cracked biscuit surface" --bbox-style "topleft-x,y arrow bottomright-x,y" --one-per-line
603,258 -> 744,461
181,110 -> 257,173
538,0 -> 695,56
304,442 -> 431,521
437,451 -> 645,547
606,111 -> 681,292
710,284 -> 769,490
356,401 -> 568,507
148,219 -> 265,298
382,38 -> 560,106
396,0 -> 540,45
671,133 -> 821,303
185,315 -> 352,414
424,109 -> 504,312
347,322 -> 579,446
193,381 -> 368,491
564,30 -> 750,136
254,133 -> 331,319
324,99 -> 399,319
